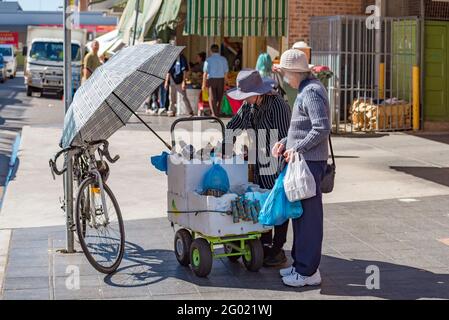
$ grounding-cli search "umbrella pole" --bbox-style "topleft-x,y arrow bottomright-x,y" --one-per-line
111,93 -> 172,150
131,109 -> 173,150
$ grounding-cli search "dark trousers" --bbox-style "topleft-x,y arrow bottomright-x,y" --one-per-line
207,78 -> 225,116
261,220 -> 289,254
292,161 -> 327,276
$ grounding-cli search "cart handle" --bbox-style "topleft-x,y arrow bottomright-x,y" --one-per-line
170,116 -> 226,149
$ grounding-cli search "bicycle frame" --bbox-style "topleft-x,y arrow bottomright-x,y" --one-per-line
50,140 -> 119,229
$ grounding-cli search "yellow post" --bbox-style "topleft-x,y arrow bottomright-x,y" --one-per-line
379,63 -> 385,99
412,65 -> 420,131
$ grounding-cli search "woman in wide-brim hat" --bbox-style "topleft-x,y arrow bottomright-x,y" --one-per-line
272,49 -> 331,288
225,69 -> 292,267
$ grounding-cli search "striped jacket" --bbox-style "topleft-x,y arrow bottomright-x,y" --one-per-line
225,93 -> 291,189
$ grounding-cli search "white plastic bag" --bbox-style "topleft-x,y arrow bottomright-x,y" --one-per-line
283,152 -> 316,202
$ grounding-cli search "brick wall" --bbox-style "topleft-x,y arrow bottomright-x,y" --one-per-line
288,0 -> 367,46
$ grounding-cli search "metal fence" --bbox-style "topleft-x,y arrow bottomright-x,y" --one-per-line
310,15 -> 421,133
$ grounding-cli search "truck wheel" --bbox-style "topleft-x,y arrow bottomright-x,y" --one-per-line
174,229 -> 192,266
190,238 -> 213,277
242,239 -> 264,272
26,86 -> 32,96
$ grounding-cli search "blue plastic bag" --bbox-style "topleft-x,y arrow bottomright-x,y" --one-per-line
202,163 -> 230,193
258,167 -> 303,226
150,151 -> 169,173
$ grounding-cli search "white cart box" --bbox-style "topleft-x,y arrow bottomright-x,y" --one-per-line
167,154 -> 248,197
167,189 -> 272,237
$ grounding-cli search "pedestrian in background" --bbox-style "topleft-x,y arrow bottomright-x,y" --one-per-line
256,53 -> 273,79
190,51 -> 206,73
82,40 -> 101,83
272,49 -> 331,288
202,44 -> 229,117
165,52 -> 194,117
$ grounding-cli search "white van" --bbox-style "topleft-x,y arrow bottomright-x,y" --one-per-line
0,44 -> 17,79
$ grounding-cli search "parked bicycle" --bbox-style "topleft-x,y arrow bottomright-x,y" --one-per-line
49,140 -> 125,274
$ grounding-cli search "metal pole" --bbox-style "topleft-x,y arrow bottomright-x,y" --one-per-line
133,0 -> 140,45
63,0 -> 75,253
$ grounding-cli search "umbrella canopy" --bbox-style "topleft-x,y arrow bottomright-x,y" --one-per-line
61,43 -> 183,148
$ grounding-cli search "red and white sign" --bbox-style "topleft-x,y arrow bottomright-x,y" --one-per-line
0,32 -> 19,48
39,24 -> 116,34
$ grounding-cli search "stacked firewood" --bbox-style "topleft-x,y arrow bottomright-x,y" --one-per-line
350,98 -> 412,131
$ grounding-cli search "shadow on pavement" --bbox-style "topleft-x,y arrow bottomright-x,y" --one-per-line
406,132 -> 449,146
102,240 -> 449,299
334,133 -> 389,139
390,166 -> 449,188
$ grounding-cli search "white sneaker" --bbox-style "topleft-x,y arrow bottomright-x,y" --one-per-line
279,266 -> 296,277
282,269 -> 321,287
167,110 -> 175,117
158,109 -> 167,116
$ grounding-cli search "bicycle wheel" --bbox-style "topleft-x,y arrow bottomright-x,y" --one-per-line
75,177 -> 125,274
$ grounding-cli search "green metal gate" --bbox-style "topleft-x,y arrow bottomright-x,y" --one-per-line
424,20 -> 449,121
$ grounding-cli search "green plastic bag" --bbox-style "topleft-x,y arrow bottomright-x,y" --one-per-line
221,96 -> 233,116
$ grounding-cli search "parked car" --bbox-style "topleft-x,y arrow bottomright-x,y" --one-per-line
0,44 -> 17,79
0,53 -> 7,83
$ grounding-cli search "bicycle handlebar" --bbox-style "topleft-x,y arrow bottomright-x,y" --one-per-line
91,140 -> 120,164
49,140 -> 119,180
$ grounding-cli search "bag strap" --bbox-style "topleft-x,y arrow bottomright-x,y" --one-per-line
328,134 -> 336,167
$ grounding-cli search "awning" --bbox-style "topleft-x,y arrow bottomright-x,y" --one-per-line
184,0 -> 222,36
152,0 -> 182,35
117,0 -> 163,45
184,0 -> 287,37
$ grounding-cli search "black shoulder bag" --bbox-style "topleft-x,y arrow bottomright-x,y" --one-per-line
321,135 -> 336,193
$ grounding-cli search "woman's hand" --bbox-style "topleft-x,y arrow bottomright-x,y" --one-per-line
272,142 -> 285,158
283,149 -> 295,163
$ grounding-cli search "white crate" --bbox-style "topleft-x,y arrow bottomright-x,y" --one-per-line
167,154 -> 248,197
167,191 -> 191,227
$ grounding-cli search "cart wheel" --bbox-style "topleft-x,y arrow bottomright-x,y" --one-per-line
224,241 -> 241,263
190,238 -> 213,277
174,229 -> 193,266
242,239 -> 264,272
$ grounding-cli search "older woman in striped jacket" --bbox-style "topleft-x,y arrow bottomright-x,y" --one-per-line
225,69 -> 292,267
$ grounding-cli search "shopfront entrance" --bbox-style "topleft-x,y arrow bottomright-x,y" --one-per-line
424,20 -> 449,123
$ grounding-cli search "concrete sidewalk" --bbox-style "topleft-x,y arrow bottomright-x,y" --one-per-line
3,125 -> 449,229
1,124 -> 449,299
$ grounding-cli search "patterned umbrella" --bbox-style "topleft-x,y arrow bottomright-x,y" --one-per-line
60,43 -> 183,149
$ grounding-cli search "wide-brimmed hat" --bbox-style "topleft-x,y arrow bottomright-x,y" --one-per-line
277,49 -> 310,73
292,41 -> 310,49
227,69 -> 274,100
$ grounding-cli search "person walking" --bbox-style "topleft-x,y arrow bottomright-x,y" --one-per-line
272,49 -> 331,287
256,53 -> 273,79
225,69 -> 292,266
202,44 -> 229,117
165,53 -> 194,117
82,40 -> 102,83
